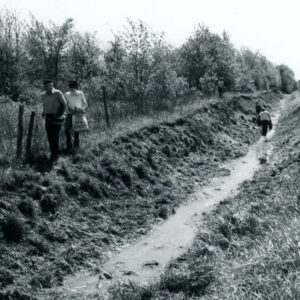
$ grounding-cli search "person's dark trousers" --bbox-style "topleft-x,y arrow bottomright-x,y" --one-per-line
261,120 -> 269,137
45,117 -> 62,160
65,114 -> 79,150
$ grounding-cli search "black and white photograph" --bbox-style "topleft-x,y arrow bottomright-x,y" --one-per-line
0,0 -> 300,299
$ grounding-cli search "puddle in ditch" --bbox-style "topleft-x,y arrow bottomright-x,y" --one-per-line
41,102 -> 283,299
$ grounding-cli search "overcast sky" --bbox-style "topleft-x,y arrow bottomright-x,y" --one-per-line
2,0 -> 300,79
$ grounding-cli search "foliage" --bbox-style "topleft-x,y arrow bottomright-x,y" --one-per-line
235,48 -> 282,92
103,20 -> 188,113
0,9 -> 297,162
0,10 -> 27,97
26,17 -> 74,85
179,26 -> 237,94
2,214 -> 24,242
67,31 -> 102,82
0,9 -> 296,104
278,64 -> 296,93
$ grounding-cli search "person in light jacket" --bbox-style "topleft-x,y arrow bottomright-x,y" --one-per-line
64,80 -> 88,152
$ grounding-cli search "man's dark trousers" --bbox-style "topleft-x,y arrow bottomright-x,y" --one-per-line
45,117 -> 62,160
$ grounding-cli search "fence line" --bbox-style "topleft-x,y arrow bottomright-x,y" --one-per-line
16,104 -> 24,158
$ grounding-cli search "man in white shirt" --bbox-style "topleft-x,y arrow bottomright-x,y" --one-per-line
41,79 -> 67,161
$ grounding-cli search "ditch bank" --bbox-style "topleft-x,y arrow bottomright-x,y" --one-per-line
0,91 -> 282,299
110,92 -> 300,300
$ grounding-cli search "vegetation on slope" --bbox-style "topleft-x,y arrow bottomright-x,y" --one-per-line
0,91 -> 282,299
110,92 -> 300,299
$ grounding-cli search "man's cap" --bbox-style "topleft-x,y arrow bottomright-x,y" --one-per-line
43,79 -> 53,85
68,80 -> 78,88
68,80 -> 77,85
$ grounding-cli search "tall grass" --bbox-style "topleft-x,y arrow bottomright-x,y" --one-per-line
0,89 -> 212,164
0,99 -> 48,163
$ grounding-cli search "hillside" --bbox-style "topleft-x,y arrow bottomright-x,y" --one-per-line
0,91 -> 282,299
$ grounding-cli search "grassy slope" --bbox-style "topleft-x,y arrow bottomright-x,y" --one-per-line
111,92 -> 300,300
0,91 -> 281,299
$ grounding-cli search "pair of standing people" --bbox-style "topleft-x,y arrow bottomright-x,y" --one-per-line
41,79 -> 88,161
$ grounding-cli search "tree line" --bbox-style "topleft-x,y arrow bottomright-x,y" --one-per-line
0,9 -> 297,114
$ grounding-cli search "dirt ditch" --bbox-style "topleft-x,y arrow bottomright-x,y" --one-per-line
108,92 -> 300,300
0,90 -> 282,299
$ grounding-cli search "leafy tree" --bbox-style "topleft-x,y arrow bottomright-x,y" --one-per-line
278,64 -> 296,93
68,31 -> 102,82
103,20 -> 187,112
103,36 -> 127,101
26,17 -> 73,85
179,25 -> 237,94
235,48 -> 282,92
0,10 -> 26,98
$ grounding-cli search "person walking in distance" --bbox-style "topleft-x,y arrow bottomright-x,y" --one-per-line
256,105 -> 273,162
64,80 -> 88,152
255,100 -> 263,116
41,79 -> 67,161
257,106 -> 273,139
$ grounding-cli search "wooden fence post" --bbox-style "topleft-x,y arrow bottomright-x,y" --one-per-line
16,104 -> 24,158
26,111 -> 35,161
102,86 -> 111,128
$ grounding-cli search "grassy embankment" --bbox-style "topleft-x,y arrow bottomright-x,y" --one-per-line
110,92 -> 300,299
0,91 -> 282,299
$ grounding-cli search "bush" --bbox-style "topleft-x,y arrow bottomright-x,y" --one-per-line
18,199 -> 35,218
134,164 -> 149,180
78,175 -> 102,198
158,206 -> 169,219
2,215 -> 24,242
0,267 -> 14,288
161,265 -> 215,296
40,194 -> 57,214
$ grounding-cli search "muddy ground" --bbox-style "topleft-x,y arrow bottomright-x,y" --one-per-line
0,91 -> 282,299
110,92 -> 300,299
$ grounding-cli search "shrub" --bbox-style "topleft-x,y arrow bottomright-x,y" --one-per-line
18,199 -> 35,218
78,175 -> 102,198
134,164 -> 149,180
28,238 -> 50,254
0,267 -> 14,288
120,172 -> 132,187
161,265 -> 215,296
40,194 -> 57,214
158,206 -> 169,219
2,215 -> 24,242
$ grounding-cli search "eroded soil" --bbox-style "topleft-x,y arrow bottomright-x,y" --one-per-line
0,91 -> 282,299
109,92 -> 300,300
